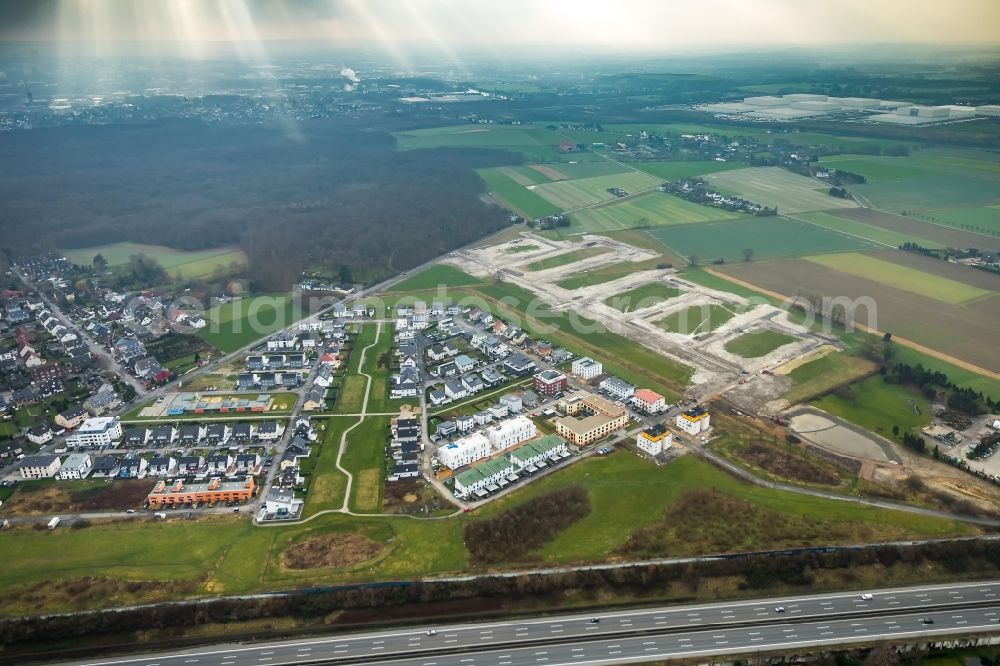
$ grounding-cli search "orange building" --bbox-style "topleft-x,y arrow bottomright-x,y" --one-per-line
146,477 -> 255,508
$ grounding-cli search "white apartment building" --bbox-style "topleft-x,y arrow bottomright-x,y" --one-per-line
65,417 -> 123,448
676,406 -> 711,436
18,455 -> 62,479
484,415 -> 537,452
57,453 -> 93,480
571,356 -> 603,381
600,376 -> 636,401
636,425 -> 672,457
437,432 -> 491,470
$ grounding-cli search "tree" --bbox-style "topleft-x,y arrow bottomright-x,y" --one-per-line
376,351 -> 391,371
742,248 -> 754,262
92,253 -> 108,271
892,424 -> 900,437
193,352 -> 201,365
339,264 -> 353,285
688,255 -> 699,267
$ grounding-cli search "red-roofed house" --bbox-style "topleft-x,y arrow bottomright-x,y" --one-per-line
631,388 -> 666,414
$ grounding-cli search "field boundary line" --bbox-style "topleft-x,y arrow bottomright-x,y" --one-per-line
703,268 -> 1000,382
784,213 -> 895,250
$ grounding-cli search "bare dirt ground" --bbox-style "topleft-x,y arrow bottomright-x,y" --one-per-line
282,532 -> 384,570
786,407 -> 895,462
1,479 -> 152,515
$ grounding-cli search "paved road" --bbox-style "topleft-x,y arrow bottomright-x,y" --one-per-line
64,581 -> 1000,666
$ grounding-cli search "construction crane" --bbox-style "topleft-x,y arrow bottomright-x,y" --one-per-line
22,80 -> 32,105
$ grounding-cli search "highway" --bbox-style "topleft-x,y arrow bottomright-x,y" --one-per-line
67,581 -> 1000,666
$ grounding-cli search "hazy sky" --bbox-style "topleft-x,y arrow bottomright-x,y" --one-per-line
1,0 -> 998,52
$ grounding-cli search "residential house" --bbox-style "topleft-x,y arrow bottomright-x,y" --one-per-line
204,423 -> 231,445
206,454 -> 233,474
176,456 -> 204,475
234,453 -> 261,474
571,357 -> 603,381
636,424 -> 672,456
231,423 -> 253,443
599,376 -> 636,401
453,457 -> 517,498
503,354 -> 536,376
499,393 -> 523,414
444,378 -> 468,401
178,424 -> 203,446
533,370 -> 567,397
390,367 -> 421,399
151,425 -> 177,447
148,455 -> 178,476
124,427 -> 149,447
57,453 -> 93,480
55,405 -> 88,430
462,373 -> 485,394
90,455 -> 121,478
118,456 -> 148,478
454,354 -> 477,374
83,389 -> 120,415
676,406 -> 711,436
631,389 -> 667,414
256,421 -> 282,441
302,386 -> 326,412
437,432 -> 491,470
26,422 -> 54,445
455,414 -> 475,433
65,417 -> 123,448
264,487 -> 302,516
18,454 -> 62,479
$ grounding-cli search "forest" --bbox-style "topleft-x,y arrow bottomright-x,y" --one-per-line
0,118 -> 514,290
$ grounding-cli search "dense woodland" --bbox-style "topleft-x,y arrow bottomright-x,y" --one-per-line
0,119 -> 513,290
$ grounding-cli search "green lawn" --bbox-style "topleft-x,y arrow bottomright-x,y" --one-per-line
813,375 -> 932,440
655,304 -> 735,335
602,282 -> 682,312
478,168 -> 563,219
806,253 -> 992,305
61,242 -> 247,279
198,294 -> 306,353
524,247 -> 612,271
796,211 -> 944,248
304,420 -> 350,515
680,268 -> 777,301
394,124 -> 569,161
389,265 -> 482,292
557,269 -> 635,290
568,191 -> 740,233
890,343 -> 1000,401
649,216 -> 875,264
724,330 -> 798,358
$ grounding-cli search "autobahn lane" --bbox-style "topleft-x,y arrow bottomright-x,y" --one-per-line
69,581 -> 1000,666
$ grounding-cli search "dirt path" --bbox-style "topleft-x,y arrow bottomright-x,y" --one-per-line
703,268 -> 1000,381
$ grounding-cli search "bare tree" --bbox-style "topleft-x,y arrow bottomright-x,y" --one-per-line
742,248 -> 754,262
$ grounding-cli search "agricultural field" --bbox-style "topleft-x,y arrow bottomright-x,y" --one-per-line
523,246 -> 612,271
603,282 -> 682,312
724,330 -> 798,358
530,172 -> 662,210
806,253 -> 993,305
717,254 -> 1000,373
916,205 -> 1000,236
649,216 -> 875,263
655,303 -> 735,335
783,350 -> 878,406
705,167 -> 858,214
61,242 -> 247,279
477,168 -> 562,219
537,161 -> 631,179
829,208 -> 1000,253
632,159 -> 745,181
198,293 -> 306,353
494,165 -> 554,185
389,264 -> 482,292
795,211 -> 943,248
568,191 -> 740,232
394,124 -> 567,160
819,151 -> 1000,212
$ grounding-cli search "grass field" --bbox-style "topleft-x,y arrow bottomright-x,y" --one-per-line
783,351 -> 878,406
829,208 -> 1000,253
524,247 -> 612,271
655,304 -> 735,335
530,172 -> 662,210
819,152 -> 1000,211
556,265 -> 643,290
705,167 -> 858,214
568,191 -> 740,232
198,294 -> 305,353
724,330 -> 798,358
649,216 -> 874,263
806,253 -> 993,305
538,162 -> 631,179
61,242 -> 247,280
478,168 -> 563,219
813,376 -> 932,441
496,165 -> 554,185
339,415 -> 392,513
389,265 -> 482,292
602,282 -> 682,312
305,420 -> 350,515
795,211 -> 944,248
0,449 -> 979,617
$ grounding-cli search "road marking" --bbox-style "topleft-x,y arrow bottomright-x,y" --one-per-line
550,630 -> 563,634
716,641 -> 729,645
645,647 -> 659,652
751,637 -> 763,642
822,631 -> 833,635
373,640 -> 385,644
608,651 -> 621,655
183,661 -> 199,664
371,646 -> 384,651
298,648 -> 311,652
643,641 -> 656,645
460,659 -> 474,663
261,653 -> 273,656
655,621 -> 667,625
500,662 -> 511,665
855,628 -> 867,633
334,650 -> 347,654
258,659 -> 271,663
687,613 -> 700,616
446,639 -> 458,644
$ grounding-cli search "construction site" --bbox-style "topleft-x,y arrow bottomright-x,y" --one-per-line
446,232 -> 838,408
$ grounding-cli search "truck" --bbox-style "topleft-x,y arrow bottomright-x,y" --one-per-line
47,516 -> 61,530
